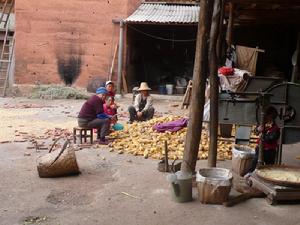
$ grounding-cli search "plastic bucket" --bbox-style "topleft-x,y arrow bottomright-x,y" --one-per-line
166,84 -> 174,95
232,145 -> 255,176
167,171 -> 193,203
196,168 -> 232,204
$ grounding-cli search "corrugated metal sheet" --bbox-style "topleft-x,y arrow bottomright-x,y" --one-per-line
125,3 -> 200,24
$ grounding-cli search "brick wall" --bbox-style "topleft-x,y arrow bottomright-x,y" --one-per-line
15,0 -> 141,87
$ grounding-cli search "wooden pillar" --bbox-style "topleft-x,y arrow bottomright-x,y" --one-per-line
226,2 -> 234,49
181,0 -> 215,173
217,0 -> 225,62
292,32 -> 300,82
207,0 -> 221,168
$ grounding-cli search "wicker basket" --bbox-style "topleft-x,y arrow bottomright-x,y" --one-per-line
37,139 -> 80,178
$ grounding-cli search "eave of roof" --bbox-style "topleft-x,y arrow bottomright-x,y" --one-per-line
125,3 -> 200,25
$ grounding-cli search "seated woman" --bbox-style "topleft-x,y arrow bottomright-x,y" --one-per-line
128,82 -> 155,123
77,87 -> 111,145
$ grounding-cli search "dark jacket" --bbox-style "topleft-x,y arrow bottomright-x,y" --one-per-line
257,123 -> 280,150
78,95 -> 104,120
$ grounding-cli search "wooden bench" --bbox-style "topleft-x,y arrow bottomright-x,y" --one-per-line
73,127 -> 93,144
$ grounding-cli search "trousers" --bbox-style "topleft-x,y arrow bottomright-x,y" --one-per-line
78,117 -> 110,139
128,106 -> 154,122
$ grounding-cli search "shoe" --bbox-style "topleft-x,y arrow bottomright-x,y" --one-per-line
98,139 -> 111,145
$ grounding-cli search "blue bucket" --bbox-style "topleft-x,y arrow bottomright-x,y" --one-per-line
159,85 -> 167,95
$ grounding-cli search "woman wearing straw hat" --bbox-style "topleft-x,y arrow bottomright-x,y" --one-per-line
128,82 -> 155,123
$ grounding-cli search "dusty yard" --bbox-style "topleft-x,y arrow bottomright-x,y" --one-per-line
0,96 -> 300,225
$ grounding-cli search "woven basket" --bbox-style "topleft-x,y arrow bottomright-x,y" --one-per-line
37,139 -> 80,178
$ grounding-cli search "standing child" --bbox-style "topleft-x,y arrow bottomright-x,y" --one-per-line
105,81 -> 115,97
251,106 -> 280,171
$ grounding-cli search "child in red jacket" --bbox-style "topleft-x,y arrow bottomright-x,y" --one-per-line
250,106 -> 280,171
103,96 -> 117,124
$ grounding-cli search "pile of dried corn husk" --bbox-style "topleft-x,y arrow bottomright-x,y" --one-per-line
110,116 -> 255,161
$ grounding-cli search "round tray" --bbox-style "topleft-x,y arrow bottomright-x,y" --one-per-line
255,165 -> 300,187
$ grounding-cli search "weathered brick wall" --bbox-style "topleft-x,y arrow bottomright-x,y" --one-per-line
15,0 -> 141,87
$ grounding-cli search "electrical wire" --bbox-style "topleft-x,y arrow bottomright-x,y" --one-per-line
127,24 -> 196,42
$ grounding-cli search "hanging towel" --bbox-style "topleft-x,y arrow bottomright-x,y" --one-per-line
236,45 -> 264,75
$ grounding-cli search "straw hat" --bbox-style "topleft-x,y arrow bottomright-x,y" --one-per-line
138,82 -> 152,91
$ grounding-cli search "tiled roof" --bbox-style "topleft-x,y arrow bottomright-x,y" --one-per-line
125,3 -> 200,24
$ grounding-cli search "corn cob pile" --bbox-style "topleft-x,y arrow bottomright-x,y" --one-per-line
110,116 -> 255,161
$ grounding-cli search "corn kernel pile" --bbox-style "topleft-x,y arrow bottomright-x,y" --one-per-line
110,116 -> 254,161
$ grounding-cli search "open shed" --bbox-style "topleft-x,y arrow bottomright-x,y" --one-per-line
125,3 -> 199,93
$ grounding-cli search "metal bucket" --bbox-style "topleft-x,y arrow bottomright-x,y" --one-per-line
167,171 -> 193,203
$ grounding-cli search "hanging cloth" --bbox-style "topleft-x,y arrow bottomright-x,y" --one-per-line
236,45 -> 265,75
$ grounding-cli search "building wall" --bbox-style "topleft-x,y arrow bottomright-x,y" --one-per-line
15,0 -> 141,87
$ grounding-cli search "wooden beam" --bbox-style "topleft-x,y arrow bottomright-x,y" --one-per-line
181,0 -> 215,173
208,0 -> 222,168
236,9 -> 300,18
217,0 -> 225,62
234,18 -> 300,26
226,2 -> 234,47
292,32 -> 300,82
229,0 -> 300,4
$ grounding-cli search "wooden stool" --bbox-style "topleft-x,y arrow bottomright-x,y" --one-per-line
73,127 -> 93,144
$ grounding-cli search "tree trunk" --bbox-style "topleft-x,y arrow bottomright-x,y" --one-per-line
208,0 -> 222,167
181,0 -> 215,173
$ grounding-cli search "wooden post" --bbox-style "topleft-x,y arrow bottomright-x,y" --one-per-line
217,0 -> 225,63
164,141 -> 169,172
117,20 -> 124,95
257,93 -> 269,166
208,0 -> 221,167
181,0 -> 215,173
226,2 -> 234,49
292,32 -> 300,82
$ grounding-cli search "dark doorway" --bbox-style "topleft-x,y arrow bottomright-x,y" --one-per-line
126,24 -> 197,93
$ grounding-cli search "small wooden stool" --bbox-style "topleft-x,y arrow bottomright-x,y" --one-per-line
73,127 -> 93,144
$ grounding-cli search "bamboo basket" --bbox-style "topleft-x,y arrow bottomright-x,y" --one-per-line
197,168 -> 232,204
37,139 -> 80,178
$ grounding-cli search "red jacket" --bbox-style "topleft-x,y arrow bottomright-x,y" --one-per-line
103,104 -> 116,116
257,123 -> 280,150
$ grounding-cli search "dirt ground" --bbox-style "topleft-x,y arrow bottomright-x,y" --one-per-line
0,96 -> 300,225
